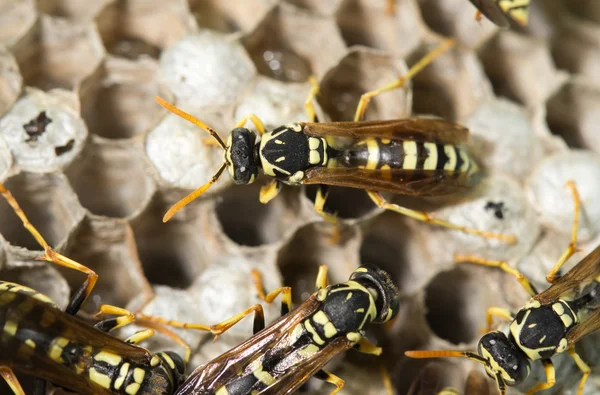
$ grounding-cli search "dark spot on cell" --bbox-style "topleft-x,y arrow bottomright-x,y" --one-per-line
55,139 -> 75,156
23,111 -> 52,142
485,201 -> 505,220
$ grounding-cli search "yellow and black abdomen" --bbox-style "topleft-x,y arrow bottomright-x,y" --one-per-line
336,138 -> 478,180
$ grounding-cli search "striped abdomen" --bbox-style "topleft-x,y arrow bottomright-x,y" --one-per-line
338,138 -> 479,179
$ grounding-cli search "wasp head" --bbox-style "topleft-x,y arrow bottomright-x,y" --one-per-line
350,264 -> 400,324
225,128 -> 259,185
478,331 -> 530,387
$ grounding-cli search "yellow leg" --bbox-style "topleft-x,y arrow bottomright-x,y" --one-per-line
305,75 -> 319,122
251,269 -> 293,316
484,307 -> 513,333
367,191 -> 516,243
94,304 -> 136,332
454,254 -> 537,296
356,337 -> 382,355
546,180 -> 581,283
438,389 -> 460,395
315,265 -> 329,289
124,328 -> 155,344
567,348 -> 591,395
353,39 -> 456,122
235,114 -> 266,135
0,367 -> 24,395
136,304 -> 265,341
525,359 -> 555,395
259,180 -> 282,204
314,370 -> 345,395
134,317 -> 192,363
0,183 -> 98,314
381,367 -> 394,395
314,186 -> 338,225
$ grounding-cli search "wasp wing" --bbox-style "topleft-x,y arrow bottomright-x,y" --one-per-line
535,245 -> 600,305
257,337 -> 354,395
301,119 -> 469,145
566,306 -> 600,349
468,0 -> 510,27
175,295 -> 322,394
302,167 -> 474,196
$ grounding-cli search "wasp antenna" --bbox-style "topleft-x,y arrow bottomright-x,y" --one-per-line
155,96 -> 227,150
406,350 -> 489,365
163,162 -> 228,222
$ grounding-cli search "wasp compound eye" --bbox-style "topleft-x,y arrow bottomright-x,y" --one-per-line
227,128 -> 258,185
478,331 -> 530,386
350,264 -> 400,323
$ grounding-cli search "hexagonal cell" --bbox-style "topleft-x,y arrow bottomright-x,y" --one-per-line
277,222 -> 361,302
336,0 -> 425,56
479,31 -> 567,107
11,15 -> 104,90
160,31 -> 256,109
0,172 -> 84,251
552,15 -> 600,81
65,137 -> 156,219
60,215 -> 153,314
546,78 -> 600,151
234,76 -> 311,129
96,0 -> 195,59
130,193 -> 208,289
565,0 -> 600,24
144,104 -> 231,191
0,88 -> 87,173
526,150 -> 600,240
79,56 -> 169,139
37,0 -> 110,20
318,47 -> 411,122
304,185 -> 380,221
410,41 -> 491,121
243,3 -> 346,82
465,98 -> 544,181
0,47 -> 22,118
417,0 -> 497,48
189,0 -> 277,34
0,0 -> 37,47
215,181 -> 305,247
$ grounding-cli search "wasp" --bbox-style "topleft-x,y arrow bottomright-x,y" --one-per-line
406,181 -> 600,395
0,183 -> 198,395
155,39 -> 514,243
469,0 -> 530,27
138,263 -> 400,395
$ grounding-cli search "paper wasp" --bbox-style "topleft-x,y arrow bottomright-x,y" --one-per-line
406,181 -> 600,395
139,263 -> 400,395
155,39 -> 514,243
468,0 -> 530,27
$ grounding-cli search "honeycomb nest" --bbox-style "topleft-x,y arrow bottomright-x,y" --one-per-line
1,1 -> 600,394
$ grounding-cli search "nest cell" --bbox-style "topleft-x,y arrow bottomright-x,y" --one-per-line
0,0 -> 37,47
37,0 -> 110,21
0,88 -> 87,173
552,15 -> 600,82
190,0 -> 277,34
0,47 -> 22,118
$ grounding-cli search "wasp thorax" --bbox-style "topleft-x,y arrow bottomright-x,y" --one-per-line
478,331 -> 530,386
349,264 -> 400,324
225,128 -> 259,185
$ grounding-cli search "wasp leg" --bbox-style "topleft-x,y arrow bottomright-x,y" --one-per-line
381,367 -> 394,395
235,114 -> 266,135
93,304 -> 136,332
567,347 -> 591,395
124,329 -> 155,344
367,191 -> 516,243
252,269 -> 293,317
525,359 -> 555,395
305,75 -> 320,122
546,180 -> 581,283
259,179 -> 282,204
314,186 -> 341,243
314,369 -> 345,395
315,265 -> 329,289
135,317 -> 193,363
355,337 -> 382,355
0,367 -> 24,395
454,254 -> 537,297
438,389 -> 460,395
0,184 -> 98,315
136,304 -> 266,342
484,307 -> 513,333
353,39 -> 455,122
